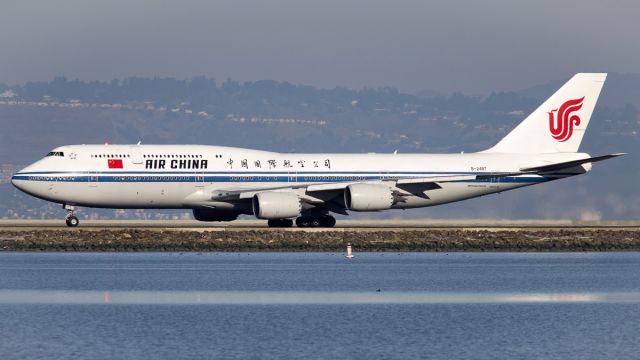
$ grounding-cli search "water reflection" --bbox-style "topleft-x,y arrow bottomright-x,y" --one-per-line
2,290 -> 640,305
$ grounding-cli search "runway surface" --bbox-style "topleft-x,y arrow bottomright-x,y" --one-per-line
0,219 -> 638,232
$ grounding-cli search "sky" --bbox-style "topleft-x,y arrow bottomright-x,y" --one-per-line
0,0 -> 638,94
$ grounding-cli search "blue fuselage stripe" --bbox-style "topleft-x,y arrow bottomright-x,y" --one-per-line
11,171 -> 553,184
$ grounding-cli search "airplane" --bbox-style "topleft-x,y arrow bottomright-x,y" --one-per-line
11,73 -> 623,227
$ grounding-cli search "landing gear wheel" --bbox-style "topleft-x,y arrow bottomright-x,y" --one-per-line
324,216 -> 336,228
296,215 -> 336,228
267,219 -> 293,228
65,215 -> 79,227
295,217 -> 311,228
63,204 -> 78,227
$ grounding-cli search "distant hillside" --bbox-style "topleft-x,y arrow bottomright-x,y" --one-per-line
0,75 -> 638,220
0,77 -> 552,163
518,72 -> 640,109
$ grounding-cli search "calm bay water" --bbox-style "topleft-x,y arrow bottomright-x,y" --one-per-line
1,252 -> 640,359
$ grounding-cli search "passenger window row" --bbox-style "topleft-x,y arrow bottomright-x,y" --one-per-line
91,154 -> 131,158
143,154 -> 203,159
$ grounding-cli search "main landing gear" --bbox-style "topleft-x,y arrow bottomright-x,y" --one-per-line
64,204 -> 79,227
295,215 -> 336,228
266,215 -> 337,228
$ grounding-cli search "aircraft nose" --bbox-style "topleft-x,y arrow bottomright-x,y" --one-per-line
11,164 -> 38,194
11,171 -> 27,192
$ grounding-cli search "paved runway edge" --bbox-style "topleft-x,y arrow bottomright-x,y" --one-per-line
1,219 -> 640,230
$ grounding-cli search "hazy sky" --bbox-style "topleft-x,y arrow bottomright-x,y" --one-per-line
1,0 -> 638,93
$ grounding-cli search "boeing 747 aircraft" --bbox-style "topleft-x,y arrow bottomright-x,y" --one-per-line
12,73 -> 623,227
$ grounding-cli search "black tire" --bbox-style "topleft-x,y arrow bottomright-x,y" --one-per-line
311,218 -> 322,227
267,219 -> 280,228
324,216 -> 337,228
268,219 -> 293,228
295,217 -> 310,228
65,216 -> 79,227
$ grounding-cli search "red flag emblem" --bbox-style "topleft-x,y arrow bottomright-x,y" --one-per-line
107,159 -> 123,169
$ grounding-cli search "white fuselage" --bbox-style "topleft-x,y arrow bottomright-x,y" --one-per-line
11,144 -> 589,212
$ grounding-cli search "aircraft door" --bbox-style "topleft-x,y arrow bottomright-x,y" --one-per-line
488,172 -> 501,190
288,171 -> 297,184
129,146 -> 143,164
89,170 -> 98,187
195,172 -> 205,187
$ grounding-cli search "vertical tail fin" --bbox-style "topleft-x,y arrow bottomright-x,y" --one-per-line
484,73 -> 607,154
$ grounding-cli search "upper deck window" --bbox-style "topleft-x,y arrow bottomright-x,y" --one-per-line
46,151 -> 64,157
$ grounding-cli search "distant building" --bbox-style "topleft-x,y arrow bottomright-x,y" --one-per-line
0,89 -> 17,99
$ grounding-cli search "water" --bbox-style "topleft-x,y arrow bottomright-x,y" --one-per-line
1,252 -> 640,359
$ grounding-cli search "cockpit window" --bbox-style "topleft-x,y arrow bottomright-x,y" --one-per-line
46,151 -> 65,157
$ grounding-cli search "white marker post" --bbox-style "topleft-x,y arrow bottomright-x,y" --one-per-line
346,243 -> 354,259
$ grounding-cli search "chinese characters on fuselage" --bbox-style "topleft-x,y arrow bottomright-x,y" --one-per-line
144,158 -> 332,170
225,159 -> 331,169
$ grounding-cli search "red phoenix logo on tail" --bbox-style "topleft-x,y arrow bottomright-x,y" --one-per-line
548,97 -> 584,142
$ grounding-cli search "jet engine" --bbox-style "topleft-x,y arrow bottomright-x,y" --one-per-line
344,183 -> 394,211
192,208 -> 240,221
252,192 -> 302,219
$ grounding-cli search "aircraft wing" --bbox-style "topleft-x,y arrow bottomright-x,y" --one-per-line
185,152 -> 624,210
183,173 -> 488,214
191,173 -> 487,204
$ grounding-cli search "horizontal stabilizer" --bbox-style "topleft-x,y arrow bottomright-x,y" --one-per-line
520,153 -> 625,173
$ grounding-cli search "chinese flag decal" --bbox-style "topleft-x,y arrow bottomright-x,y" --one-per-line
107,159 -> 123,169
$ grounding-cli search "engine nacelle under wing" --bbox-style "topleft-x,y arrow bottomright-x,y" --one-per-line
344,183 -> 393,211
252,192 -> 302,219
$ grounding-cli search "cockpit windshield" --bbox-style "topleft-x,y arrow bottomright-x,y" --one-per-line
46,151 -> 64,157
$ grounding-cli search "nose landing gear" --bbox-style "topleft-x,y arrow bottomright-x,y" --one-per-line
66,216 -> 79,227
64,204 -> 79,227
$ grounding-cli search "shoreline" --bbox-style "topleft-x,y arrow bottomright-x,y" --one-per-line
2,228 -> 640,252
